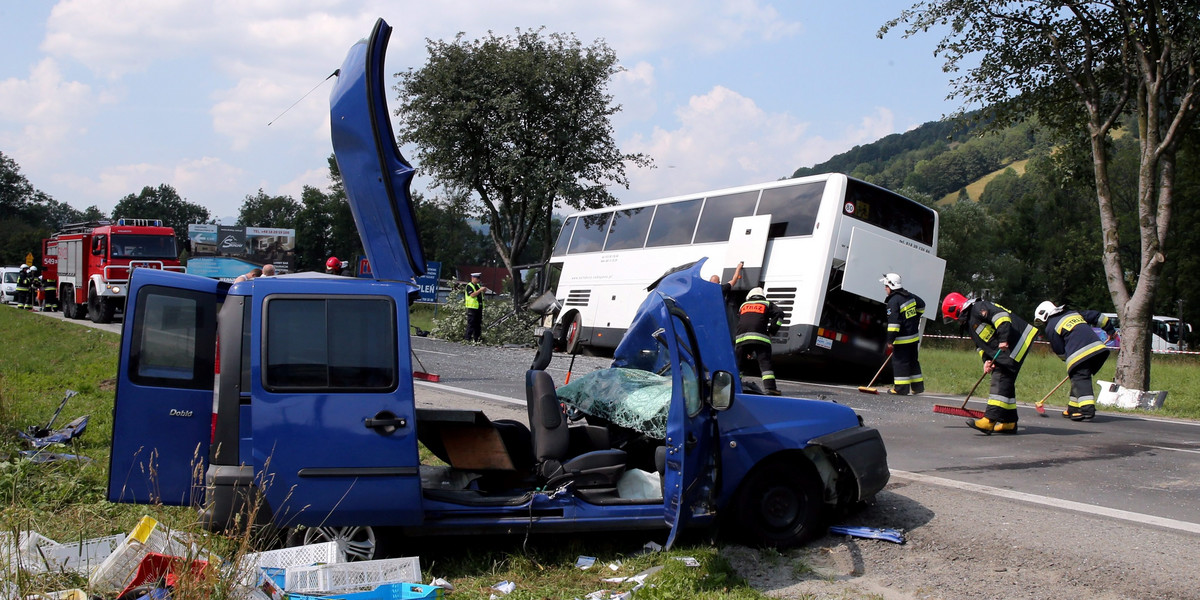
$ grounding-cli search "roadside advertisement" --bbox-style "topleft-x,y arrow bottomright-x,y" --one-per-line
186,224 -> 295,280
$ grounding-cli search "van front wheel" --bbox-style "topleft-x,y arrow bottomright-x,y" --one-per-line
287,525 -> 377,561
733,461 -> 824,548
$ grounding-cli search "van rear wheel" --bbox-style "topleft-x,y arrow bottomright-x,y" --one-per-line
287,525 -> 377,562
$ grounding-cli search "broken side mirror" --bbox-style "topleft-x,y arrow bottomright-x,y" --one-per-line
711,370 -> 734,410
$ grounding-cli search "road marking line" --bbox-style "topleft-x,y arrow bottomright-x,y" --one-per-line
414,380 -> 526,407
892,470 -> 1200,535
1135,444 -> 1200,455
412,348 -> 457,356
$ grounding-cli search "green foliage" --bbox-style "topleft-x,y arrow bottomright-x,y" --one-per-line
113,184 -> 212,254
396,28 -> 651,307
429,288 -> 540,346
414,191 -> 494,269
237,188 -> 301,228
292,156 -> 362,273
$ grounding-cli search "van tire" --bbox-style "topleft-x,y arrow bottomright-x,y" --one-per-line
287,525 -> 377,562
732,460 -> 824,548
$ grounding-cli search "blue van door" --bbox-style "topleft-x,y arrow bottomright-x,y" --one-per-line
250,293 -> 423,527
661,300 -> 718,549
108,270 -> 221,506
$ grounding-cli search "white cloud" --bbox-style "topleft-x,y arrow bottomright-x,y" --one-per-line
278,167 -> 332,200
621,87 -> 895,201
0,57 -> 102,166
55,156 -> 246,216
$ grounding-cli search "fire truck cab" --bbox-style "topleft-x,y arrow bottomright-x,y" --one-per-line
46,219 -> 183,323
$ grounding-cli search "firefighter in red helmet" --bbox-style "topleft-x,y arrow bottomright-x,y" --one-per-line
942,292 -> 1037,435
325,256 -> 345,276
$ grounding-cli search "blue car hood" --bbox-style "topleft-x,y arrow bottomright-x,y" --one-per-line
329,18 -> 425,282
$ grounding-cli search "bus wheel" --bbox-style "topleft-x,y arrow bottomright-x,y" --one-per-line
287,525 -> 377,562
564,312 -> 583,355
733,461 -> 824,548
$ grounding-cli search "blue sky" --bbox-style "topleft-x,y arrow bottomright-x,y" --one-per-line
0,1 -> 966,223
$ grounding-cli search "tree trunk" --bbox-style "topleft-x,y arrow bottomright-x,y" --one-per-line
1114,300 -> 1153,391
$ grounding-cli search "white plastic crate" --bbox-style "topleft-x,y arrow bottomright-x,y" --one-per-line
87,516 -> 202,594
0,531 -> 60,573
40,534 -> 125,575
285,556 -> 422,594
236,541 -> 344,587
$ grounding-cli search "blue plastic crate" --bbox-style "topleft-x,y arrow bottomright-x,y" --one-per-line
284,582 -> 442,600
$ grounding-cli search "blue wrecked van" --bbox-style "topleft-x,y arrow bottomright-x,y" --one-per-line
106,19 -> 888,558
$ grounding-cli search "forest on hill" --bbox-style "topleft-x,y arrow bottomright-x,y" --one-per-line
794,114 -> 1200,340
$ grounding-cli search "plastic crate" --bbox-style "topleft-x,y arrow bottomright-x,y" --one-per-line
284,582 -> 442,600
40,534 -> 125,575
1,531 -> 60,573
285,556 -> 422,594
237,541 -> 344,586
87,516 -> 203,594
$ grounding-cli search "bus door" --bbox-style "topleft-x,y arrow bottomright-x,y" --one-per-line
724,215 -> 771,289
843,227 -> 945,314
108,269 -> 221,506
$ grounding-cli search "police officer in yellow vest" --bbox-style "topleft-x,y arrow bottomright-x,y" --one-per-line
464,272 -> 489,342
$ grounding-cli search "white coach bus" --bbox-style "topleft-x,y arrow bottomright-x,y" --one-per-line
545,173 -> 946,371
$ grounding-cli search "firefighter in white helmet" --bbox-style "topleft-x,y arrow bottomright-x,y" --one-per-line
735,286 -> 785,395
881,273 -> 925,395
1034,301 -> 1116,421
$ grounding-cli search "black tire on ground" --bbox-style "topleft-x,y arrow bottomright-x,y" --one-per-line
89,288 -> 115,323
563,312 -> 583,355
63,285 -> 83,319
733,460 -> 825,548
286,525 -> 378,562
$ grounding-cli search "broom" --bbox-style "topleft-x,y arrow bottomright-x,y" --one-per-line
411,348 -> 440,382
857,354 -> 892,394
1034,375 -> 1070,417
932,371 -> 987,418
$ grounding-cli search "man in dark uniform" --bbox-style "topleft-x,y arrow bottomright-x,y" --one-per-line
464,272 -> 488,343
40,269 -> 58,312
735,287 -> 785,396
881,273 -> 925,395
942,292 -> 1038,434
1035,301 -> 1116,421
15,265 -> 32,310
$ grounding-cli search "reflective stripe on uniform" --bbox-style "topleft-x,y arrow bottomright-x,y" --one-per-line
987,396 -> 1017,410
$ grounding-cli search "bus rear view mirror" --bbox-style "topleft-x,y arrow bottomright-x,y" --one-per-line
711,371 -> 734,410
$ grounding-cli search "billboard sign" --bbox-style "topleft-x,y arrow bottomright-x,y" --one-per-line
187,224 -> 296,280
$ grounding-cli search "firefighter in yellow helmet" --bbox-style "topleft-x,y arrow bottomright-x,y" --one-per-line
942,292 -> 1038,434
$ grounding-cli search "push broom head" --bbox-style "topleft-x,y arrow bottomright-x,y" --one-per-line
857,386 -> 879,394
933,404 -> 985,419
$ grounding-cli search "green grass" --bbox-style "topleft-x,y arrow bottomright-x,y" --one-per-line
920,340 -> 1200,418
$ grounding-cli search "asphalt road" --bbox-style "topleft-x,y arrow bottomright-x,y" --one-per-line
409,335 -> 1200,533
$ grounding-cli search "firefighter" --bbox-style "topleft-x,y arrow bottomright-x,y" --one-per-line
735,287 -> 785,395
1035,301 -> 1116,421
464,272 -> 488,342
325,256 -> 345,276
41,269 -> 58,312
941,292 -> 1038,434
881,273 -> 925,395
15,265 -> 32,310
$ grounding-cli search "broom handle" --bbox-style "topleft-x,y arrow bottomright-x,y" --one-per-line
1038,376 -> 1070,405
962,350 -> 1003,408
866,353 -> 892,389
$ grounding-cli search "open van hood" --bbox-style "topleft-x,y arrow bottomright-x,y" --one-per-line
329,18 -> 426,281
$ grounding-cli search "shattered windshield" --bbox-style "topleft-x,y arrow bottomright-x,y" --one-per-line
557,292 -> 674,438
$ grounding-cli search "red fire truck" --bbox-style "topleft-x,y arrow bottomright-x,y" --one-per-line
44,219 -> 185,323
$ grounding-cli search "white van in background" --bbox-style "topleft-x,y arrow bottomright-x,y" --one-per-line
1,266 -> 23,304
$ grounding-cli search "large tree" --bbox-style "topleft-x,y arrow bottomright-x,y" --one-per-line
883,1 -> 1200,389
395,28 -> 651,307
238,189 -> 301,228
112,184 -> 212,253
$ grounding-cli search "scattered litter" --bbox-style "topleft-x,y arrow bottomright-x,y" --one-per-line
637,541 -> 662,555
575,555 -> 597,569
607,561 -> 621,571
583,590 -> 630,600
600,565 -> 662,585
88,516 -> 213,595
489,580 -> 515,599
829,525 -> 906,544
19,415 -> 90,449
117,552 -> 209,598
428,577 -> 454,592
238,540 -> 344,587
672,556 -> 700,567
1096,380 -> 1167,410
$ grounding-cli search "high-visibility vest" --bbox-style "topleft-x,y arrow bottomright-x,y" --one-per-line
464,282 -> 482,310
